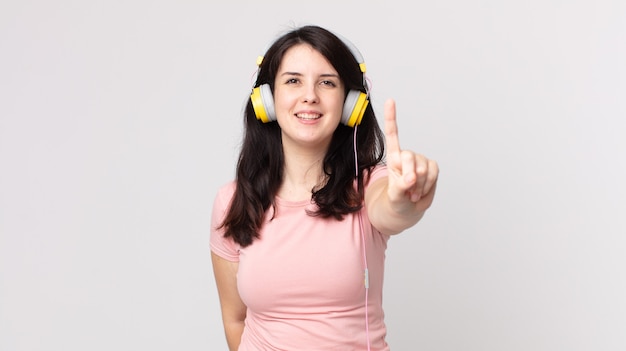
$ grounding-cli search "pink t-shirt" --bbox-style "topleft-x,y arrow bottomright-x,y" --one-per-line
211,166 -> 390,350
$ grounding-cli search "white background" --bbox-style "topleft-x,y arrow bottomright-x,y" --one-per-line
1,1 -> 625,350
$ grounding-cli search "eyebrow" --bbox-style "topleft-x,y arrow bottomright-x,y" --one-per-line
279,72 -> 340,78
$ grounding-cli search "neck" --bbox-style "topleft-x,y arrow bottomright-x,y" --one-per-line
279,142 -> 328,201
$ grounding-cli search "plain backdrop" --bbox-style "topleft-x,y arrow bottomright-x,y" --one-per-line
1,1 -> 625,350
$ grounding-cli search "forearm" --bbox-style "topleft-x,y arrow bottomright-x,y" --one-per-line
223,320 -> 245,351
366,177 -> 435,236
371,187 -> 426,235
212,253 -> 247,351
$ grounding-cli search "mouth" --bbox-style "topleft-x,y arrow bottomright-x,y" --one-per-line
295,112 -> 322,121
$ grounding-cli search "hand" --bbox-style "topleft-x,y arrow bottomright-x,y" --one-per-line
384,98 -> 439,214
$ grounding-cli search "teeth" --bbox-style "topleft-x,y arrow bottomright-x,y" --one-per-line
296,113 -> 321,120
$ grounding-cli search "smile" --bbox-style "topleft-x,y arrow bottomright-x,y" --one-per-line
295,113 -> 322,120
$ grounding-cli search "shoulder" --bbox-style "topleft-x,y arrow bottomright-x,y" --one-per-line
211,180 -> 237,229
217,180 -> 237,197
364,164 -> 388,207
210,180 -> 240,261
213,180 -> 236,207
366,164 -> 388,188
364,164 -> 387,213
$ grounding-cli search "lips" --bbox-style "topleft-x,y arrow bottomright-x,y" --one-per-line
295,112 -> 322,120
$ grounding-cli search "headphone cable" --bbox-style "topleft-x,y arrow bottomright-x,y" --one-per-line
354,124 -> 371,351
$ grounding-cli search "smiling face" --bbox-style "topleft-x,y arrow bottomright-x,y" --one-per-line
273,43 -> 346,152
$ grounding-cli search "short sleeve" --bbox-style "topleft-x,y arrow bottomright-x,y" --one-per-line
209,182 -> 240,261
366,164 -> 388,189
365,165 -> 391,242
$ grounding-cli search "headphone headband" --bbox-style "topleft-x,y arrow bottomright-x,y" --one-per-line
256,31 -> 366,72
332,32 -> 366,74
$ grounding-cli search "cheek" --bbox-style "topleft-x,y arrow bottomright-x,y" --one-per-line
273,89 -> 296,111
330,93 -> 346,115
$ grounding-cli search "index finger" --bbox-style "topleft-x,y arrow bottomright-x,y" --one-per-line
384,98 -> 401,154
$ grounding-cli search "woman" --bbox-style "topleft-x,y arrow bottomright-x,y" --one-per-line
211,25 -> 438,350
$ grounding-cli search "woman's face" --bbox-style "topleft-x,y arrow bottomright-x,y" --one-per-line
273,43 -> 345,152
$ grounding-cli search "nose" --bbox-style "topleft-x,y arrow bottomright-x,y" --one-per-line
302,84 -> 319,103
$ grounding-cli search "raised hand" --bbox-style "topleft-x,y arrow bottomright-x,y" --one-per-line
384,99 -> 439,214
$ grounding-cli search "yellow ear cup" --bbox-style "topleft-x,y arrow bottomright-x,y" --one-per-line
251,87 -> 269,123
342,90 -> 369,127
250,84 -> 276,123
347,93 -> 369,127
346,93 -> 369,127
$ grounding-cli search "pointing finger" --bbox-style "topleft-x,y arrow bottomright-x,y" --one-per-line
384,99 -> 401,155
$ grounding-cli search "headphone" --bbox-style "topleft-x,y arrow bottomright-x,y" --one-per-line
250,33 -> 369,128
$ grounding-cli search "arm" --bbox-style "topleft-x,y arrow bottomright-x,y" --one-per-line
366,99 -> 439,236
211,252 -> 247,351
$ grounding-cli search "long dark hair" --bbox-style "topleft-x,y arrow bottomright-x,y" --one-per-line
220,25 -> 385,247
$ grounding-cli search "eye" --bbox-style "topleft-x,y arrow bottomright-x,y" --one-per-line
320,80 -> 337,87
285,77 -> 300,84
